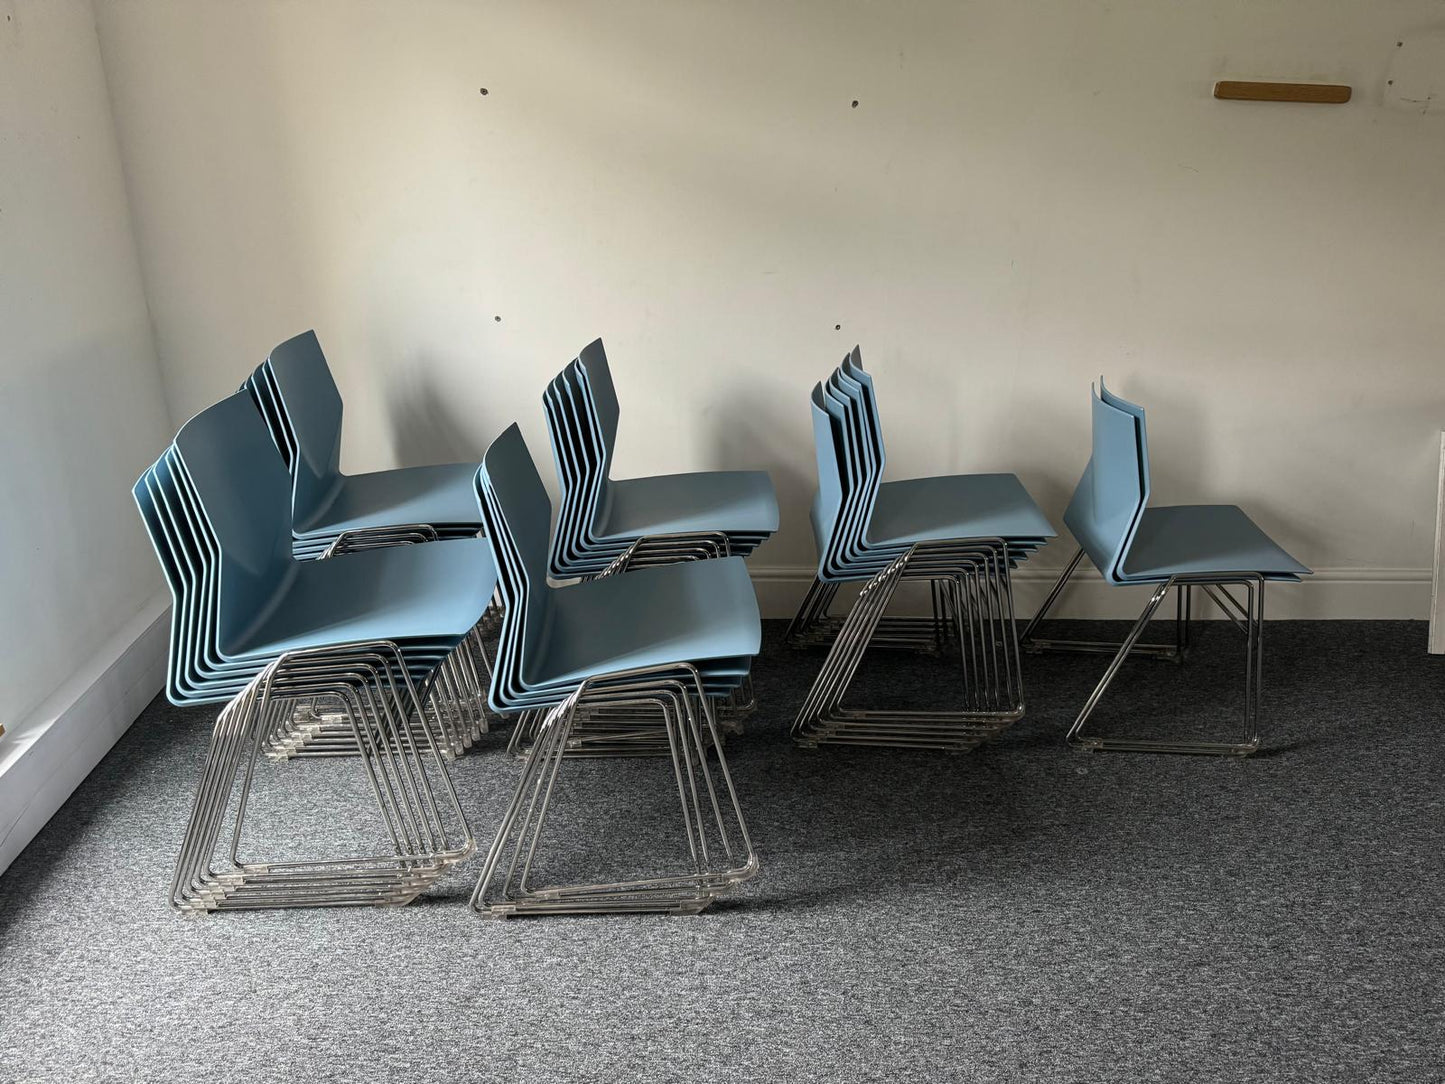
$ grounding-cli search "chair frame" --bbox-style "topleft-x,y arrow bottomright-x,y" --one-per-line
172,640 -> 475,912
472,662 -> 758,918
791,539 -> 1026,753
1021,546 -> 1266,756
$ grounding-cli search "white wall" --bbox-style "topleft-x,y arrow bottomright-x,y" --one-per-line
0,0 -> 174,870
0,0 -> 171,728
92,0 -> 1445,616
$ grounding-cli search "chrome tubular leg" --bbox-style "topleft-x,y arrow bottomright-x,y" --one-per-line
473,665 -> 759,919
173,643 -> 474,913
792,540 -> 1027,753
1066,575 -> 1266,756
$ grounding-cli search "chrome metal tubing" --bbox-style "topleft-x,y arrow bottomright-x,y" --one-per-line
1020,547 -> 1192,662
1065,573 -> 1266,756
791,540 -> 1026,753
171,641 -> 475,913
472,662 -> 758,918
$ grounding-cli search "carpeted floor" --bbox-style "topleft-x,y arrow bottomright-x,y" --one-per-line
1,619 -> 1441,1082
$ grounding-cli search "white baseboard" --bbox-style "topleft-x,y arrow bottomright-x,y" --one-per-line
0,592 -> 170,877
750,565 -> 1432,621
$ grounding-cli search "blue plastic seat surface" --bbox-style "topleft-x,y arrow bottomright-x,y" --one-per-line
295,462 -> 484,536
234,537 -> 498,656
598,471 -> 780,539
865,475 -> 1058,547
532,558 -> 761,689
1118,505 -> 1308,581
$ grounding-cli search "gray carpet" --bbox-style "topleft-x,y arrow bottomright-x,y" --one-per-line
1,619 -> 1441,1082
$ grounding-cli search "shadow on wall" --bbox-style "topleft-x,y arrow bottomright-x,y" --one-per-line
706,383 -> 812,566
382,356 -> 485,469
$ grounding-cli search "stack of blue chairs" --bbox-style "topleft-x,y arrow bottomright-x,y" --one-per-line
469,424 -> 760,917
133,391 -> 496,911
242,330 -> 485,559
790,349 -> 1056,751
543,339 -> 779,578
1021,381 -> 1309,755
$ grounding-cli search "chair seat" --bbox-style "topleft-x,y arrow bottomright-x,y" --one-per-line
232,538 -> 497,656
1118,505 -> 1308,581
295,463 -> 483,537
864,474 -> 1057,547
596,471 -> 779,541
526,557 -> 761,689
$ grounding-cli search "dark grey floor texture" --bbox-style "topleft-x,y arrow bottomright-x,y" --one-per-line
1,619 -> 1442,1083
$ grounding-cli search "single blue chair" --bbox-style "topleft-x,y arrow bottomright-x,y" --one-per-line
543,339 -> 779,578
469,423 -> 760,918
1020,382 -> 1309,755
245,330 -> 485,558
133,391 -> 496,910
790,350 -> 1055,751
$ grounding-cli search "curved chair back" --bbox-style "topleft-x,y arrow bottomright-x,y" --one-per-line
1062,386 -> 1148,583
172,391 -> 295,647
476,424 -> 556,697
809,383 -> 845,571
839,348 -> 886,477
576,338 -> 621,484
266,330 -> 344,529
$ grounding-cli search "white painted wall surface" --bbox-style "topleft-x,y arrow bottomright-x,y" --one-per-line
91,0 -> 1445,616
0,0 -> 172,728
0,0 -> 173,872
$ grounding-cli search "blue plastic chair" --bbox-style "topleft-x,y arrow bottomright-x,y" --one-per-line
133,391 -> 495,911
1021,382 -> 1310,755
543,339 -> 779,578
468,423 -> 759,918
245,331 -> 485,558
790,349 -> 1055,752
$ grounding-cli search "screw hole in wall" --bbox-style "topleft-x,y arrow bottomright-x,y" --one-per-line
479,87 -> 489,95
850,100 -> 859,108
494,315 -> 502,323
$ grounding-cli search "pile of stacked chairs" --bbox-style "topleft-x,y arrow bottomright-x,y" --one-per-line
133,391 -> 495,911
1019,381 -> 1309,755
471,424 -> 763,916
137,334 -> 777,917
240,331 -> 493,757
787,349 -> 1055,751
133,328 -> 1310,918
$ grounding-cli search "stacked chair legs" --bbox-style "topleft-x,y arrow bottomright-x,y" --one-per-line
473,665 -> 755,917
173,642 -> 473,912
793,540 -> 1026,751
470,425 -> 761,917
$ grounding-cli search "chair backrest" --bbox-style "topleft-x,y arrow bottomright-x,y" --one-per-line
477,424 -> 555,682
266,330 -> 344,526
576,338 -> 621,482
809,383 -> 845,569
172,391 -> 296,637
1098,378 -> 1151,509
1062,385 -> 1148,583
839,348 -> 886,476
